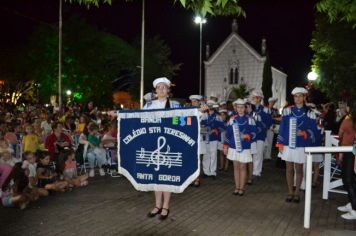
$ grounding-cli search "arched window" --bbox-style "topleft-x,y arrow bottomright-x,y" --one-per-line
229,68 -> 233,84
234,68 -> 239,84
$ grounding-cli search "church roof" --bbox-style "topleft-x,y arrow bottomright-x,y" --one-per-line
204,32 -> 264,66
204,32 -> 287,77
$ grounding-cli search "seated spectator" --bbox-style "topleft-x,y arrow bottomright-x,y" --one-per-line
0,150 -> 20,167
76,115 -> 89,134
60,150 -> 88,187
22,125 -> 39,153
86,123 -> 106,177
22,152 -> 49,198
40,114 -> 52,137
36,151 -> 68,192
1,163 -> 30,209
101,120 -> 117,148
45,122 -> 71,161
0,163 -> 12,189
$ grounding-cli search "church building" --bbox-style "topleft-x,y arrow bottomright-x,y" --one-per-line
204,19 -> 287,108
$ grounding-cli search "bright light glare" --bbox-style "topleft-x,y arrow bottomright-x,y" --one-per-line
66,90 -> 72,96
307,71 -> 318,81
194,16 -> 207,24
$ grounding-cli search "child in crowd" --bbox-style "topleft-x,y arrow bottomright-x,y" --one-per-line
76,115 -> 88,134
36,151 -> 68,192
22,151 -> 49,198
60,150 -> 88,187
86,123 -> 107,177
0,150 -> 20,167
22,125 -> 39,153
1,163 -> 30,209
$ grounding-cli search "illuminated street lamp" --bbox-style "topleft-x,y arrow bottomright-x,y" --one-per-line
66,90 -> 72,104
194,16 -> 207,95
307,71 -> 318,81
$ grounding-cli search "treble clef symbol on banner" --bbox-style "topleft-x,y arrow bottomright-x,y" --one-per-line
149,136 -> 170,171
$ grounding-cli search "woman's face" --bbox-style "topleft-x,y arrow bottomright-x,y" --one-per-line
191,99 -> 200,107
293,94 -> 305,106
41,156 -> 50,165
236,105 -> 246,115
26,154 -> 36,164
155,83 -> 169,99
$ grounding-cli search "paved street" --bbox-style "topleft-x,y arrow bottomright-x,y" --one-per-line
1,160 -> 356,236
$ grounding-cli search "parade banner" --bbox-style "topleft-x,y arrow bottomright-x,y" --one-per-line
117,108 -> 200,193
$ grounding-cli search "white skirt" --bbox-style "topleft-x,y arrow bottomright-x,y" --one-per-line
281,146 -> 306,164
200,141 -> 206,155
313,153 -> 323,163
218,142 -> 224,151
227,148 -> 252,163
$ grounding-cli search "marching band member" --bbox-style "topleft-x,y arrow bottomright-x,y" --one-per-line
224,99 -> 256,196
251,90 -> 272,177
276,87 -> 318,203
144,77 -> 179,220
201,100 -> 225,178
189,94 -> 205,187
263,97 -> 279,161
245,100 -> 255,185
218,109 -> 229,171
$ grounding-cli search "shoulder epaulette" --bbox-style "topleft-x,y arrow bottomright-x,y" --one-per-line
263,107 -> 271,114
228,117 -> 235,125
282,107 -> 291,116
248,117 -> 256,125
307,110 -> 316,119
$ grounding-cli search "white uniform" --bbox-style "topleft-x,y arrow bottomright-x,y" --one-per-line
143,99 -> 180,109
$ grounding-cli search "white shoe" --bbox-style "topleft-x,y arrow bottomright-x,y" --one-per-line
341,210 -> 356,220
99,168 -> 105,176
89,169 -> 95,177
337,203 -> 352,212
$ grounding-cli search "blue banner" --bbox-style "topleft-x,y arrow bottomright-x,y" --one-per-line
117,108 -> 200,193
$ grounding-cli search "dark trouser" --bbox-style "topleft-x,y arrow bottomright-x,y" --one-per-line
341,152 -> 356,210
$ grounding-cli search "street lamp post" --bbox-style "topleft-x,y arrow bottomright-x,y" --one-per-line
139,0 -> 145,108
58,0 -> 63,108
194,16 -> 206,95
66,90 -> 71,104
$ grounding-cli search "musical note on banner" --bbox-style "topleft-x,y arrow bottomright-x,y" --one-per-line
136,136 -> 182,171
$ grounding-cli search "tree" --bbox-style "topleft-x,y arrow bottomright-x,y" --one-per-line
130,36 -> 181,99
25,18 -> 139,105
68,0 -> 245,17
229,83 -> 250,100
310,14 -> 356,102
22,17 -> 180,105
316,0 -> 356,28
262,53 -> 272,103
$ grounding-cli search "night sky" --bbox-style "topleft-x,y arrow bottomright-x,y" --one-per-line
0,0 -> 317,100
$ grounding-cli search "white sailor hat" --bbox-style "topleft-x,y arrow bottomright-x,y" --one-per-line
189,95 -> 203,101
251,90 -> 264,98
268,97 -> 278,102
206,100 -> 216,106
219,101 -> 227,105
233,98 -> 246,105
143,92 -> 155,101
291,87 -> 308,95
212,104 -> 220,108
153,77 -> 171,88
210,93 -> 218,99
219,109 -> 228,113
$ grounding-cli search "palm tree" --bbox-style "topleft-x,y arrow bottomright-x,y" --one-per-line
229,84 -> 250,100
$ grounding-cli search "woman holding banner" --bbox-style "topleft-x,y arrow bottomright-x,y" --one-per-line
144,77 -> 179,220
